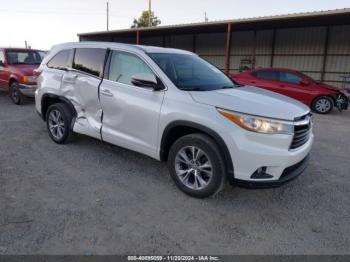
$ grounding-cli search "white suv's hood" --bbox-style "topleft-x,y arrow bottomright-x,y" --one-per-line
189,86 -> 310,121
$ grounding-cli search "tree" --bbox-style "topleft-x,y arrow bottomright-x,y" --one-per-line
131,10 -> 161,28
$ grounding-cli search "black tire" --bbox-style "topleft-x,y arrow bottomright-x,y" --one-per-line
168,133 -> 226,198
312,96 -> 334,114
9,82 -> 25,105
46,103 -> 75,144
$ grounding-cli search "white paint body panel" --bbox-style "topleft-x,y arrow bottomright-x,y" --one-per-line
100,79 -> 164,158
35,42 -> 313,182
61,70 -> 102,139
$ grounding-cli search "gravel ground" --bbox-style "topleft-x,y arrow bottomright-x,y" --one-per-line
0,91 -> 349,255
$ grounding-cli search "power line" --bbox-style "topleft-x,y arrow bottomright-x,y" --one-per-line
149,0 -> 152,27
107,2 -> 109,31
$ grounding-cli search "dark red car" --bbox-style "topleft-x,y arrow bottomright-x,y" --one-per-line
0,48 -> 43,104
231,68 -> 349,114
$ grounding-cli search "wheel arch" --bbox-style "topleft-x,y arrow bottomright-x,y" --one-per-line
8,77 -> 18,87
41,94 -> 77,121
160,121 -> 234,182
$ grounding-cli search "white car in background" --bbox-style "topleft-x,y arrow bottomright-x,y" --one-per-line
35,42 -> 313,198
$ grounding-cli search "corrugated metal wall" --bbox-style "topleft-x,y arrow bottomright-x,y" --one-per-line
196,33 -> 226,70
325,25 -> 350,87
255,30 -> 273,68
140,36 -> 163,46
272,27 -> 326,82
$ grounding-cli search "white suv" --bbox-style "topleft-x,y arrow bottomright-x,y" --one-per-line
35,42 -> 313,198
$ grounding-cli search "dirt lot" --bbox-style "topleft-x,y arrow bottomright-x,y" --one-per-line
0,91 -> 349,255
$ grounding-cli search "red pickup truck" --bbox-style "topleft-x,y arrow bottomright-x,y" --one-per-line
0,48 -> 44,104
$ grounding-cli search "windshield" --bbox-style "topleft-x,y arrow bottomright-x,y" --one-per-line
6,50 -> 42,65
149,53 -> 236,91
39,51 -> 47,59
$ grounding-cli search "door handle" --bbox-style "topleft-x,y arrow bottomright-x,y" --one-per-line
100,89 -> 113,97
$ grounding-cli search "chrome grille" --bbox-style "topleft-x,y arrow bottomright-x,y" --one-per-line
290,115 -> 312,150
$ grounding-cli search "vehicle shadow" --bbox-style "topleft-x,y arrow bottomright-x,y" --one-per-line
0,90 -> 35,106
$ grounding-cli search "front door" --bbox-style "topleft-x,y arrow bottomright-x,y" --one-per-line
99,50 -> 165,159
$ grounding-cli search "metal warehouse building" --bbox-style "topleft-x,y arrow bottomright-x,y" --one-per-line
79,9 -> 350,87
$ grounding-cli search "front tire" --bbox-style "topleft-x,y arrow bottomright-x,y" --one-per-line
168,134 -> 226,198
9,82 -> 25,105
312,96 -> 333,114
46,103 -> 75,144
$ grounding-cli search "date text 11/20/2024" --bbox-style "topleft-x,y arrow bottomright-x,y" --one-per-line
127,255 -> 220,261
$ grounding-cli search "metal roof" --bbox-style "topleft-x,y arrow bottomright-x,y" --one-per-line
79,8 -> 350,36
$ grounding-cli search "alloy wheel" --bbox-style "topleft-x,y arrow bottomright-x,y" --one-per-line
48,110 -> 65,140
315,98 -> 331,113
11,87 -> 20,103
175,146 -> 213,190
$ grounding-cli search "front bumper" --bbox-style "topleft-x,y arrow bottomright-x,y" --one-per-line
18,84 -> 37,97
223,126 -> 314,185
234,154 -> 310,188
336,92 -> 349,110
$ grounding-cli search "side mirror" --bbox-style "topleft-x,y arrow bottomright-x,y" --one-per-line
0,60 -> 4,67
131,73 -> 163,90
300,79 -> 310,86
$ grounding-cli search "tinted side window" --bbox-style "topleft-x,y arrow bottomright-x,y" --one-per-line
279,72 -> 302,84
253,70 -> 279,81
47,50 -> 71,70
108,51 -> 154,85
73,48 -> 106,77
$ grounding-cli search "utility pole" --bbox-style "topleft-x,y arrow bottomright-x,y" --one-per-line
106,2 -> 109,31
25,40 -> 28,49
148,0 -> 152,27
204,12 -> 209,22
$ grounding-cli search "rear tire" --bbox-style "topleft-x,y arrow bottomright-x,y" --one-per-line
9,82 -> 25,105
312,96 -> 333,114
168,133 -> 226,198
46,103 -> 75,144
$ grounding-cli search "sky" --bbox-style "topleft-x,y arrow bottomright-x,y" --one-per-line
0,0 -> 349,50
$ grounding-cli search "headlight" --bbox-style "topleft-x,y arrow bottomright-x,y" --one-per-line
23,75 -> 37,83
217,108 -> 294,134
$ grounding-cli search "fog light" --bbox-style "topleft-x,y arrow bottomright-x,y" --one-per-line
250,167 -> 273,179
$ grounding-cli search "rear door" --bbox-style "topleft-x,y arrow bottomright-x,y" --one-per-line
61,48 -> 107,139
251,70 -> 282,93
277,71 -> 310,104
99,50 -> 165,158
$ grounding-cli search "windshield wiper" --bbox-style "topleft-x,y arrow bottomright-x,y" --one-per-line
182,87 -> 204,91
220,85 -> 235,89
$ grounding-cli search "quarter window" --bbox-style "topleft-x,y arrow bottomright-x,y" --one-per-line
253,70 -> 279,81
108,51 -> 154,85
73,48 -> 106,77
279,72 -> 302,84
47,50 -> 71,70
